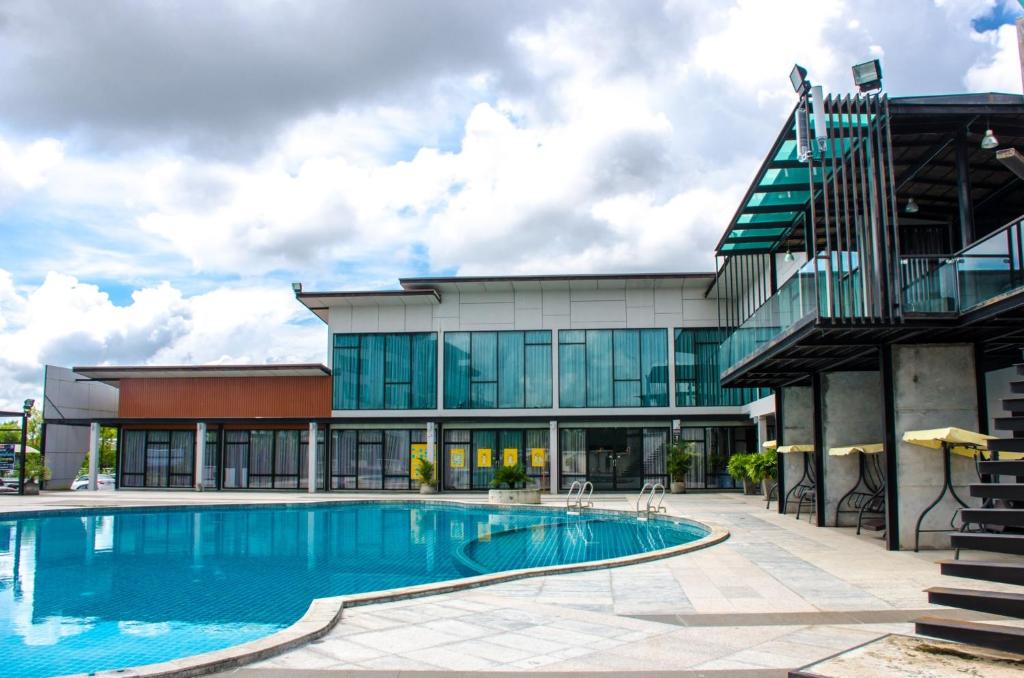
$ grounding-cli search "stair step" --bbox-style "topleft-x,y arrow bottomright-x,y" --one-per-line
960,508 -> 1024,527
978,459 -> 1024,474
970,483 -> 1024,500
915,616 -> 1024,654
939,559 -> 1024,586
994,417 -> 1024,432
951,532 -> 1024,555
926,586 -> 1024,619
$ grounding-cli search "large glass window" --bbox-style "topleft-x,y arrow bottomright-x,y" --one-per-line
444,331 -> 551,409
332,333 -> 437,410
329,428 -> 426,490
558,329 -> 668,407
442,428 -> 550,490
679,425 -> 757,489
220,429 -> 321,489
558,427 -> 667,491
674,328 -> 770,406
120,429 -> 194,488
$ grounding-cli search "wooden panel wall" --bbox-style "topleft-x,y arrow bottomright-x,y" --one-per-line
118,377 -> 331,419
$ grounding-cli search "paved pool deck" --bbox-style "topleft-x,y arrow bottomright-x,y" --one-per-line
0,489 -> 1013,676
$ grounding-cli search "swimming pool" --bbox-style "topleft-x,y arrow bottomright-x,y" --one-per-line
0,501 -> 709,677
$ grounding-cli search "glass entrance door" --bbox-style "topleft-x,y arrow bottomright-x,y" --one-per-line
585,428 -> 644,491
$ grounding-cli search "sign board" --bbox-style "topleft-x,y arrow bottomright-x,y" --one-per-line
0,444 -> 14,472
449,448 -> 465,469
502,448 -> 519,467
476,448 -> 492,468
410,443 -> 428,479
530,447 -> 547,468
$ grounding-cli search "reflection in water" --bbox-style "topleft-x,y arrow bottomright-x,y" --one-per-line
0,503 -> 704,677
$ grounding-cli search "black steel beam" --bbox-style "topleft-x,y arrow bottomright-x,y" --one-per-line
811,371 -> 826,527
880,344 -> 900,551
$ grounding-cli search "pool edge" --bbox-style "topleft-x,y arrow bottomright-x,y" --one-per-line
50,498 -> 729,678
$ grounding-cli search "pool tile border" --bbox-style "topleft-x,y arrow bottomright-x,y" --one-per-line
44,497 -> 728,678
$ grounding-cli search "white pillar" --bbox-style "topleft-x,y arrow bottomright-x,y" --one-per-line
88,422 -> 100,491
426,422 -> 436,463
548,420 -> 558,494
195,422 -> 206,491
308,422 -> 318,494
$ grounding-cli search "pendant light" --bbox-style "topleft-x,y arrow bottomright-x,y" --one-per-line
981,128 -> 999,150
905,197 -> 919,214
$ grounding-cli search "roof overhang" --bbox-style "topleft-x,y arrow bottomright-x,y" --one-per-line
295,289 -> 441,322
73,364 -> 331,386
400,272 -> 716,295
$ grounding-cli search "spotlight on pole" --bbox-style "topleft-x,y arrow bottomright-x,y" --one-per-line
789,64 -> 810,94
852,59 -> 883,92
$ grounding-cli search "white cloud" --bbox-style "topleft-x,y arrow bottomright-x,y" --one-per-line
0,270 -> 323,409
966,22 -> 1024,92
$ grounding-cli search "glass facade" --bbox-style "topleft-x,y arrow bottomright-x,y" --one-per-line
559,329 -> 669,408
443,331 -> 552,409
121,430 -> 195,488
675,328 -> 770,406
329,429 -> 426,490
332,333 -> 437,410
442,428 -> 549,490
678,425 -> 757,489
220,429 -> 325,490
558,427 -> 667,491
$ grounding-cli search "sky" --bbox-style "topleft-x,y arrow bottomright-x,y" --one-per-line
1,0 -> 1023,410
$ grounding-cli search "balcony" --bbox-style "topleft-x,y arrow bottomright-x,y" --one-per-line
902,215 -> 1024,316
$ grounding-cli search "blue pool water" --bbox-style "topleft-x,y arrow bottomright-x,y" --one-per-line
0,501 -> 706,677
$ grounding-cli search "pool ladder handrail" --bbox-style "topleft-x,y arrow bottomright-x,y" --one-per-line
566,480 -> 594,514
636,482 -> 667,520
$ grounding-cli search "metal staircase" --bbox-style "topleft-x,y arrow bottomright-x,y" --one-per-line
914,358 -> 1024,654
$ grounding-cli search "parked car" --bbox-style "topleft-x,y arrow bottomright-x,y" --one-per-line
71,474 -> 116,491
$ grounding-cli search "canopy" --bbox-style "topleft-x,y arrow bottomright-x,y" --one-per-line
829,443 -> 884,456
762,440 -> 777,450
777,444 -> 814,454
902,427 -> 993,458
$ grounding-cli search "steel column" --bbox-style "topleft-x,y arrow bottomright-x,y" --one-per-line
880,344 -> 900,551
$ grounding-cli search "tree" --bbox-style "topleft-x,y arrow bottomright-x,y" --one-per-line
0,406 -> 42,449
78,427 -> 118,473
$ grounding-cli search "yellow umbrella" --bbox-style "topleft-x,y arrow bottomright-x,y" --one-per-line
777,444 -> 814,454
829,443 -> 884,456
902,427 -> 993,458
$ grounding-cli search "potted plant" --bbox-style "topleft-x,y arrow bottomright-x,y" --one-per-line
414,459 -> 437,494
488,463 -> 540,504
749,450 -> 778,498
727,453 -> 756,494
22,453 -> 51,496
666,440 -> 694,494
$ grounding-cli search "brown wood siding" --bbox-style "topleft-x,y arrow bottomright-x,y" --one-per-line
118,377 -> 331,419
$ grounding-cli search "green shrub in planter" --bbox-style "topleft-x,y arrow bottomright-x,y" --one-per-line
726,453 -> 757,495
748,450 -> 778,483
666,441 -> 694,493
414,459 -> 437,487
490,463 -> 530,489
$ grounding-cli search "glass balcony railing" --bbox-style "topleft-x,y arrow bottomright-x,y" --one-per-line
901,215 -> 1024,315
719,257 -> 820,376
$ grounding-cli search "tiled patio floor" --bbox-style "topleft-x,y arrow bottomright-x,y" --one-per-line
1,489 -> 1009,675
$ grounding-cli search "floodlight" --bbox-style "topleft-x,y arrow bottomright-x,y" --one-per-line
23,399 -> 34,414
905,198 -> 919,214
790,64 -> 809,94
852,59 -> 883,92
291,282 -> 303,293
980,128 -> 999,150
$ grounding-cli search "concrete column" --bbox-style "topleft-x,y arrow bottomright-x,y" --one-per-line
779,386 -> 812,513
88,422 -> 100,491
893,344 -> 981,549
195,422 -> 207,491
821,371 -> 882,526
756,415 -> 769,449
307,422 -> 318,494
548,420 -> 558,493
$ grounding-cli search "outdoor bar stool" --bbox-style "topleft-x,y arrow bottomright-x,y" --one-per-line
902,427 -> 993,552
828,443 -> 885,532
777,444 -> 815,520
763,439 -> 778,510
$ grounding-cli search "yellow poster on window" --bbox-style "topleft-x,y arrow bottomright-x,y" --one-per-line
450,448 -> 465,468
530,447 -> 547,468
477,448 -> 492,468
503,448 -> 519,467
410,443 -> 428,479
